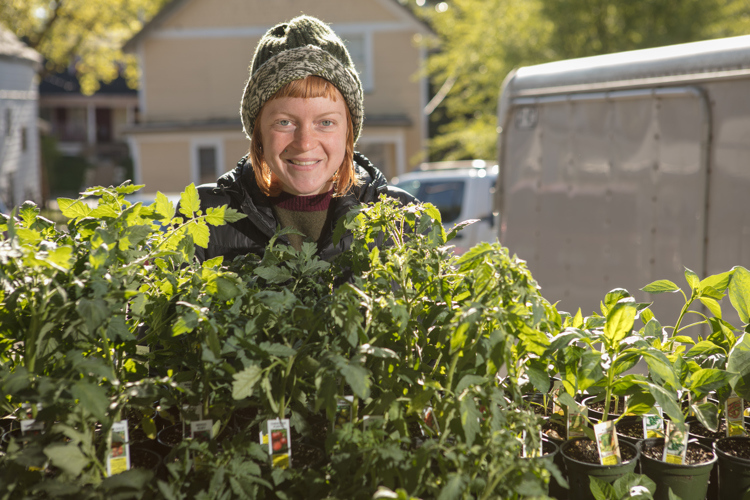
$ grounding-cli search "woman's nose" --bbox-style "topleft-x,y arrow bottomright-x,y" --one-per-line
293,124 -> 315,151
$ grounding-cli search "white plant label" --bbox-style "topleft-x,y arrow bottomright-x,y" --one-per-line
663,420 -> 689,464
107,420 -> 130,476
594,420 -> 621,465
190,419 -> 214,442
567,404 -> 588,439
725,393 -> 746,437
643,413 -> 664,439
268,418 -> 291,469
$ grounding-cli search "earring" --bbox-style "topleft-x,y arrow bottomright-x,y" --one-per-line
284,149 -> 288,153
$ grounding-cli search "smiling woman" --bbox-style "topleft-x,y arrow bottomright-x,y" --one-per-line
191,15 -> 416,263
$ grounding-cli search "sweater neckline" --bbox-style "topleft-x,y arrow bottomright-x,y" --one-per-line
271,189 -> 334,211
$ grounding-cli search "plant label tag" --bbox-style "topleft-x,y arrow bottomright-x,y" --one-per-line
551,381 -> 565,416
521,429 -> 544,458
421,406 -> 440,436
643,413 -> 664,439
190,419 -> 213,442
567,404 -> 588,439
268,418 -> 291,469
594,420 -> 621,465
663,420 -> 689,464
725,394 -> 746,437
107,420 -> 130,476
335,396 -> 354,429
20,419 -> 43,436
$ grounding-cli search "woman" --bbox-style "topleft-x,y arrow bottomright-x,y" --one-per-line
194,15 -> 416,263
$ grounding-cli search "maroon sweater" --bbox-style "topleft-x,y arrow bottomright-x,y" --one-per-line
270,190 -> 333,250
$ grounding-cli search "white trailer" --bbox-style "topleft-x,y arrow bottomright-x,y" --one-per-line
496,35 -> 750,326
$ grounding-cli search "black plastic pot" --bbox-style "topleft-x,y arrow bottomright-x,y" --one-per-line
615,415 -> 644,448
714,436 -> 750,500
561,437 -> 639,500
521,437 -> 566,499
638,438 -> 716,500
582,395 -> 629,422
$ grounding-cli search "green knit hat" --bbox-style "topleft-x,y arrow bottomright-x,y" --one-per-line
240,16 -> 364,142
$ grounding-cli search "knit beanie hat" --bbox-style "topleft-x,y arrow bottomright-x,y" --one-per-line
240,16 -> 364,142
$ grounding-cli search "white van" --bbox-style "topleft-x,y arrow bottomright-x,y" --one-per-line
392,160 -> 499,254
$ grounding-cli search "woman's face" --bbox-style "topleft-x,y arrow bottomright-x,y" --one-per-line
259,94 -> 348,196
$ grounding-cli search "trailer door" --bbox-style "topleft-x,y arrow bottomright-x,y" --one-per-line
499,87 -> 709,320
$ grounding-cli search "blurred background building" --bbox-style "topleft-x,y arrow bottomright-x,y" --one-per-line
122,0 -> 432,194
0,26 -> 42,210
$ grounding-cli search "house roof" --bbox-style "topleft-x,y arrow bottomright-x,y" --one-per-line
123,0 -> 432,53
0,25 -> 42,66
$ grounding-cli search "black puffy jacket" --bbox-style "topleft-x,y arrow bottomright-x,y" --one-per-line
193,152 -> 417,263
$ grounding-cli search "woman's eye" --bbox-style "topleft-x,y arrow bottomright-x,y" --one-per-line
278,119 -> 291,126
320,120 -> 333,127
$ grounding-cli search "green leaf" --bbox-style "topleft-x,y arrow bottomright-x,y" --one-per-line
437,473 -> 467,500
153,192 -> 176,220
641,350 -> 680,389
612,472 -> 656,498
46,246 -> 73,271
233,365 -> 263,400
525,362 -> 551,394
260,342 -> 297,357
205,206 -> 227,226
692,402 -> 720,432
686,340 -> 726,359
101,468 -> 154,492
77,298 -> 108,334
178,183 -> 201,218
340,363 -> 370,399
672,335 -> 695,345
685,268 -> 700,290
700,269 -> 735,293
699,297 -> 722,319
728,266 -> 750,324
223,207 -> 246,223
459,396 -> 481,446
604,300 -> 637,345
589,475 -> 615,500
727,333 -> 750,399
71,380 -> 109,420
19,201 -> 39,227
255,266 -> 293,283
186,222 -> 210,248
641,280 -> 680,294
450,322 -> 470,353
58,198 -> 92,219
44,442 -> 89,476
455,374 -> 485,395
687,368 -> 730,396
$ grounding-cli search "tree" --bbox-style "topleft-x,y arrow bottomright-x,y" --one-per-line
0,0 -> 169,95
416,0 -> 750,161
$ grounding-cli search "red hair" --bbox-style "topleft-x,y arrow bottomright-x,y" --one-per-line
250,75 -> 357,197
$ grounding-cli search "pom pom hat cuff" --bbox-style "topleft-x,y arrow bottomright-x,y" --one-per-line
240,16 -> 364,143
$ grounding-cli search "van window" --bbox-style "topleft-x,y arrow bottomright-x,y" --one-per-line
394,180 -> 465,223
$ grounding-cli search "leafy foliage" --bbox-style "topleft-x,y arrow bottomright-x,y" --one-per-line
413,0 -> 750,160
0,0 -> 170,94
1,187 -> 563,498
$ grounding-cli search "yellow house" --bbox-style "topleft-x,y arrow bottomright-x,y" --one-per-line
123,0 -> 432,193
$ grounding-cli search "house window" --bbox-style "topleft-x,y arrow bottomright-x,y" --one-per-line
21,128 -> 27,151
341,32 -> 373,93
192,139 -> 224,186
198,146 -> 217,184
5,108 -> 11,136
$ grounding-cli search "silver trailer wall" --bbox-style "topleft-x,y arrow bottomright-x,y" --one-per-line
497,36 -> 750,326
